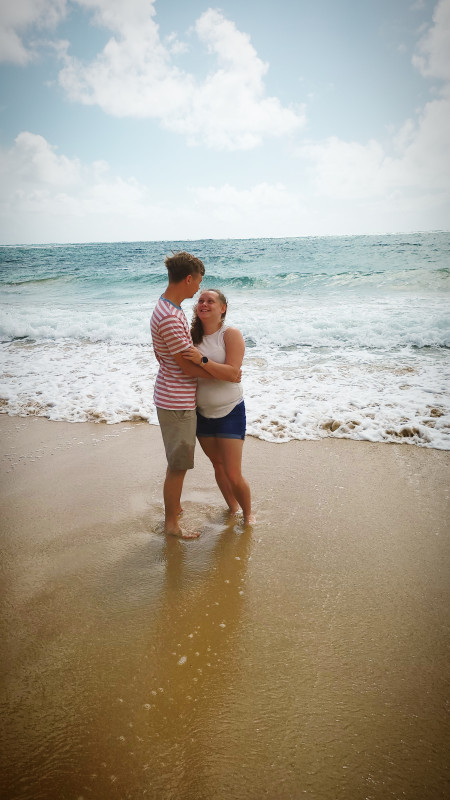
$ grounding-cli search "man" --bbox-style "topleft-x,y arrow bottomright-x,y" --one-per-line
150,251 -> 210,539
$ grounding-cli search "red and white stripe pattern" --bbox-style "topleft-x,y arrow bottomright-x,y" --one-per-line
150,297 -> 197,409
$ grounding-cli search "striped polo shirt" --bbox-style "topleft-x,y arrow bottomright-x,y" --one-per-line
150,296 -> 197,410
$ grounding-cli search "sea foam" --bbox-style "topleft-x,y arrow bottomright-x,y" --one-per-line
1,234 -> 449,449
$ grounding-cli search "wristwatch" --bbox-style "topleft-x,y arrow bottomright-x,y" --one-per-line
201,356 -> 209,364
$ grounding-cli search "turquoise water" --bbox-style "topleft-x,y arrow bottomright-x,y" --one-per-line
1,232 -> 449,447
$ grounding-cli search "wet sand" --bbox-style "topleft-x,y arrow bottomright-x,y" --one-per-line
1,414 -> 449,800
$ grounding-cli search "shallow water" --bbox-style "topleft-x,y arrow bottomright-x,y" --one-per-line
2,487 -> 449,800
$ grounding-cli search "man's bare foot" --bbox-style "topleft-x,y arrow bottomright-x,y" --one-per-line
243,513 -> 256,525
165,525 -> 200,540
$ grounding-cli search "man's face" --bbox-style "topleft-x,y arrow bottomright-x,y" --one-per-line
186,272 -> 203,298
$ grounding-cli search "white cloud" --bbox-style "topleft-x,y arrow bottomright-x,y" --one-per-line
412,0 -> 450,80
186,9 -> 304,149
192,181 -> 303,220
0,0 -> 67,64
0,132 -> 310,242
295,0 -> 450,226
73,0 -> 156,32
299,138 -> 387,199
189,181 -> 311,238
0,131 -> 157,242
394,94 -> 450,189
410,1 -> 426,11
2,131 -> 447,242
164,32 -> 188,56
56,2 -> 305,150
299,90 -> 450,201
8,131 -> 83,185
58,0 -> 192,120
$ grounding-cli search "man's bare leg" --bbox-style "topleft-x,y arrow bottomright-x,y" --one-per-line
163,467 -> 199,539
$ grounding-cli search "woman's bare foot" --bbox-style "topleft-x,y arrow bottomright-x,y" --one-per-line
227,505 -> 240,516
165,524 -> 199,540
243,513 -> 256,525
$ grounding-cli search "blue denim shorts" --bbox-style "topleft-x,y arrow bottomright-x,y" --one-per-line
196,401 -> 246,440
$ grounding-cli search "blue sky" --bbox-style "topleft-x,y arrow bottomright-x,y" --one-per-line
0,0 -> 449,243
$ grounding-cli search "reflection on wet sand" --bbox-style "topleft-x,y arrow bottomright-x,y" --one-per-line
139,520 -> 253,798
2,508 -> 253,800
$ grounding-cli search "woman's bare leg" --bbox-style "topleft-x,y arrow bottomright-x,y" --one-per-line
198,436 -> 240,514
218,438 -> 255,524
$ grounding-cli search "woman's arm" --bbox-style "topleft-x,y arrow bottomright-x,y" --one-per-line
171,350 -> 214,379
183,328 -> 244,382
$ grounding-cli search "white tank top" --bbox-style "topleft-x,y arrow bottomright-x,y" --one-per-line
197,326 -> 243,418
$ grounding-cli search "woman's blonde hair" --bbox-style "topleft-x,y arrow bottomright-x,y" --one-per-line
191,288 -> 228,345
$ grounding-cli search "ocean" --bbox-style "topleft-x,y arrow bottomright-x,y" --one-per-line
1,233 -> 449,449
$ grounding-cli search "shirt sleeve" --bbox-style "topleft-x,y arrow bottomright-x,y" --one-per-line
159,315 -> 191,355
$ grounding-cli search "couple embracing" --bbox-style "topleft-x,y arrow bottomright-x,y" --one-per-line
150,251 -> 255,539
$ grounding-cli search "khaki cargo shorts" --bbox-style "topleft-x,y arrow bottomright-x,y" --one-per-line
156,408 -> 196,471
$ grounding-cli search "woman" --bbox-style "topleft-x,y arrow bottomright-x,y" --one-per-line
183,289 -> 255,525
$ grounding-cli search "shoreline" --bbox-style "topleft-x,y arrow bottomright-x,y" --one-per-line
1,410 -> 449,451
1,414 -> 449,799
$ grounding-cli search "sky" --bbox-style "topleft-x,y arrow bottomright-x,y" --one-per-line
0,0 -> 449,244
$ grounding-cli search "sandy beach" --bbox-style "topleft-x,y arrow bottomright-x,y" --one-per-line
1,414 -> 449,800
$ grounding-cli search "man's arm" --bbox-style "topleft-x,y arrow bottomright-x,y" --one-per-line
157,314 -> 213,378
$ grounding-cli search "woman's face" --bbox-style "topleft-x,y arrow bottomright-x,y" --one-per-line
196,291 -> 226,324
